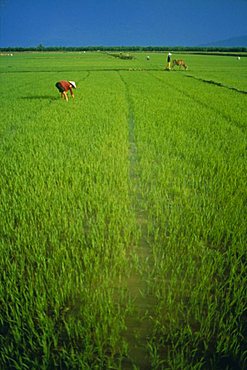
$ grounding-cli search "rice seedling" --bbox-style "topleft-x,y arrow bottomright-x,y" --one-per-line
0,51 -> 246,369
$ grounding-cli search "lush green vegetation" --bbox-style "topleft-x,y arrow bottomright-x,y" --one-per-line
1,45 -> 247,53
0,52 -> 246,369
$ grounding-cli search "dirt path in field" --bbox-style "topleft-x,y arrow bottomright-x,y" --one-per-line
118,72 -> 155,369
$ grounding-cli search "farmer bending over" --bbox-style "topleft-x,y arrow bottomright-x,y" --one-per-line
55,80 -> 76,101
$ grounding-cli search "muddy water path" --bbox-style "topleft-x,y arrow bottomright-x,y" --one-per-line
118,72 -> 156,369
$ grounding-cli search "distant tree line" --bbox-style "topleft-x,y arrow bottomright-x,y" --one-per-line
0,45 -> 246,53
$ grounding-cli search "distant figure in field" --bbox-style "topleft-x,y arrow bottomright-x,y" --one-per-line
146,55 -> 150,60
172,59 -> 188,70
166,52 -> 172,70
55,80 -> 76,101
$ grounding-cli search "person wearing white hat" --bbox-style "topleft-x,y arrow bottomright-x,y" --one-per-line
166,52 -> 172,70
55,80 -> 76,101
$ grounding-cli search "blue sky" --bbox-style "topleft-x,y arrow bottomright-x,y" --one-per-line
0,0 -> 247,47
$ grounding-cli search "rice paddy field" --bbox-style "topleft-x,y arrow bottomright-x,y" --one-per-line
0,51 -> 246,369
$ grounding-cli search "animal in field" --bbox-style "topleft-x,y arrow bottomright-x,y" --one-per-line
172,59 -> 188,70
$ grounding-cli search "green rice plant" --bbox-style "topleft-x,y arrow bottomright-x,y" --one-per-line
1,52 -> 246,369
119,65 -> 246,368
0,65 -> 138,368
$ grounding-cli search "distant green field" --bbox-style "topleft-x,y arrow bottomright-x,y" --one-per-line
0,52 -> 246,369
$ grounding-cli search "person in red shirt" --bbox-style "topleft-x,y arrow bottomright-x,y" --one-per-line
55,80 -> 76,101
